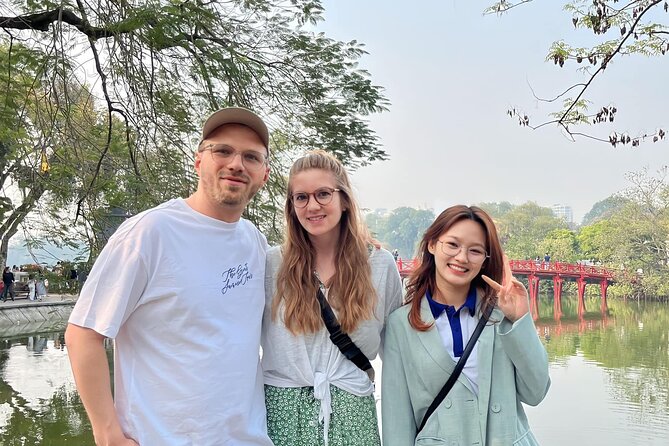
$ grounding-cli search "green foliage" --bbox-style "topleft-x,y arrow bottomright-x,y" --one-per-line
581,195 -> 630,225
577,220 -> 616,261
476,201 -> 515,219
494,201 -> 568,259
1,0 -> 389,260
577,168 -> 669,298
540,228 -> 579,262
365,207 -> 435,258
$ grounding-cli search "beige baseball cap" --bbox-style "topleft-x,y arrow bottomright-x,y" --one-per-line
200,107 -> 270,152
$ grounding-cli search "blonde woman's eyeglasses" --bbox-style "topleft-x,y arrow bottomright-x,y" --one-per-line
291,187 -> 340,208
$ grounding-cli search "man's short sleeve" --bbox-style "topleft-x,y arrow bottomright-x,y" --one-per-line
68,235 -> 149,339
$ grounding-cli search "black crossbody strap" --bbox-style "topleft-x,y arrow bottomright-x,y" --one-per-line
315,284 -> 374,380
417,305 -> 493,434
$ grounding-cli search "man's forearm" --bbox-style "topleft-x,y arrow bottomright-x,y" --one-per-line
65,323 -> 129,444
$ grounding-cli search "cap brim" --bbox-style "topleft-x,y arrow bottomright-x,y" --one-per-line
201,107 -> 270,151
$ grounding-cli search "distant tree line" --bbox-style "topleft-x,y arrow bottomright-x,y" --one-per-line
486,182 -> 669,300
365,207 -> 435,259
367,169 -> 669,299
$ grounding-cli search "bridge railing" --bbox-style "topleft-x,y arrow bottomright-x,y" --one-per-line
396,258 -> 616,280
396,258 -> 419,276
509,260 -> 615,279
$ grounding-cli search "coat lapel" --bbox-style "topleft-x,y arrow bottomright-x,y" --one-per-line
415,296 -> 476,394
476,306 -> 501,445
416,297 -> 455,374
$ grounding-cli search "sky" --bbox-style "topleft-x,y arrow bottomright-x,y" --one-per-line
317,0 -> 669,223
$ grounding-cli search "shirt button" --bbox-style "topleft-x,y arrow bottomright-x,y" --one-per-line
491,403 -> 501,413
444,398 -> 452,409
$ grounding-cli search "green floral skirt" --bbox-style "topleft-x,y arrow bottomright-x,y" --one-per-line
265,384 -> 381,446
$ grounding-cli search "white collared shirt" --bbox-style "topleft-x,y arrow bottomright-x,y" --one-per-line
433,310 -> 480,394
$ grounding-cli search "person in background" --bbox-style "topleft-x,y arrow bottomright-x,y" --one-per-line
2,266 -> 15,302
262,150 -> 403,446
28,275 -> 36,301
68,267 -> 78,290
35,275 -> 47,301
382,205 -> 550,446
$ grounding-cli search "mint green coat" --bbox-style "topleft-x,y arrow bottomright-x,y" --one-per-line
382,297 -> 550,446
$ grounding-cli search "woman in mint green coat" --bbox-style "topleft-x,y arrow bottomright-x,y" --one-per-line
382,206 -> 550,446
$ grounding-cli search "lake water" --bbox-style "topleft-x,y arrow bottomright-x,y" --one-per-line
1,296 -> 667,445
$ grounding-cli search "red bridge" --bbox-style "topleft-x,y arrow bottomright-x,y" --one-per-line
396,259 -> 616,320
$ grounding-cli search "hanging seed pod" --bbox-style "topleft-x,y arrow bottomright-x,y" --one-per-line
609,134 -> 617,147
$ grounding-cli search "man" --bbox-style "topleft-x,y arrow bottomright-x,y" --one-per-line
2,266 -> 15,302
66,107 -> 274,446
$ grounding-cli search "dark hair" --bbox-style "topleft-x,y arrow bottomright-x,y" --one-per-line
404,205 -> 504,331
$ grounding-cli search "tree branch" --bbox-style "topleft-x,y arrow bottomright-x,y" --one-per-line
0,8 -> 120,39
528,80 -> 587,103
74,0 -> 116,222
557,0 -> 663,126
484,0 -> 534,15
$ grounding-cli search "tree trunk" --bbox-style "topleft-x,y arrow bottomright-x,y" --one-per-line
0,186 -> 45,268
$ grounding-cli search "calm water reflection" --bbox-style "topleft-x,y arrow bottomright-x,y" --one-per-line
527,297 -> 669,446
1,296 -> 667,445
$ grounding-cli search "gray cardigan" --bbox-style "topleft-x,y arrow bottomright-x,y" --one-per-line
261,245 -> 404,389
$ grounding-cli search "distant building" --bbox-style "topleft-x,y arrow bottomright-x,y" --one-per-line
551,204 -> 573,224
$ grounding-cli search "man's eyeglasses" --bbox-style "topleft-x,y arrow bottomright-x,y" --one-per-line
200,144 -> 268,172
291,187 -> 341,208
436,240 -> 489,264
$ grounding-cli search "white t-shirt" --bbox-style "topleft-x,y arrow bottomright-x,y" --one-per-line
69,199 -> 272,446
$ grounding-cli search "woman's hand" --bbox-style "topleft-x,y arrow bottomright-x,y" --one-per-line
481,254 -> 529,323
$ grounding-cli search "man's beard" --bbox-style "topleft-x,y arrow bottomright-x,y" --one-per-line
206,177 -> 261,207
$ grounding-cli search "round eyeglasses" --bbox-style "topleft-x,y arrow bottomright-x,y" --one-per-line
200,143 -> 268,172
291,187 -> 341,208
436,240 -> 489,264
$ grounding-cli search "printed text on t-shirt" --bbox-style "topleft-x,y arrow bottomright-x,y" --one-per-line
221,263 -> 253,295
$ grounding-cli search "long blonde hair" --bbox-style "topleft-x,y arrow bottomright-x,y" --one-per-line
272,150 -> 376,334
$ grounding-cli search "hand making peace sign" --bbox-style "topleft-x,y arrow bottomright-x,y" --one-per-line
481,254 -> 529,323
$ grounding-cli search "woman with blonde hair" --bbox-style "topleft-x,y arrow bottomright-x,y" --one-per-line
261,150 -> 403,446
382,205 -> 550,445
